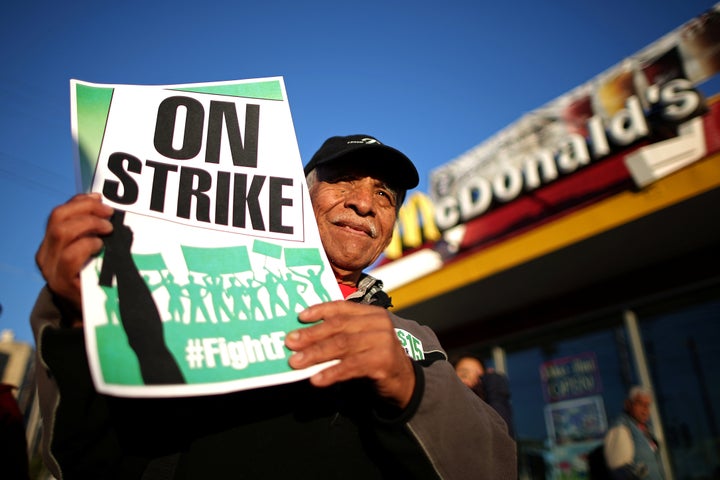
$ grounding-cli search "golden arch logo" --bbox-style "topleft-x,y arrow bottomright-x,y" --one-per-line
384,192 -> 441,260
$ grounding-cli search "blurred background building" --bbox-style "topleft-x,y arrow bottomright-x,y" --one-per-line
374,7 -> 720,480
1,328 -> 47,479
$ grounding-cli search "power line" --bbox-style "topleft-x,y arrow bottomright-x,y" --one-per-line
0,156 -> 73,198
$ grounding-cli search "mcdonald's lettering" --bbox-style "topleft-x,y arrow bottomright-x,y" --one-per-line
385,192 -> 441,260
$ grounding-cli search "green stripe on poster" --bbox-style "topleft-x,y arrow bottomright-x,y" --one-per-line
75,83 -> 114,192
172,80 -> 283,101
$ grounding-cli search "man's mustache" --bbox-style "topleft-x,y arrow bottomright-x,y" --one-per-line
329,215 -> 378,238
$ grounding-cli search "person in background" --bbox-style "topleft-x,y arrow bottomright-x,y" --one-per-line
604,386 -> 665,479
454,353 -> 515,438
0,383 -> 30,479
31,134 -> 517,479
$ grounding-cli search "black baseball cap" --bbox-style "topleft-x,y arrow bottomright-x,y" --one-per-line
304,134 -> 419,190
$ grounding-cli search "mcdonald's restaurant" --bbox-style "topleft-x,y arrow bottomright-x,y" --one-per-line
372,9 -> 720,480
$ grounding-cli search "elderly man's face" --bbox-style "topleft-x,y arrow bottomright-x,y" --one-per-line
626,393 -> 652,425
309,164 -> 399,282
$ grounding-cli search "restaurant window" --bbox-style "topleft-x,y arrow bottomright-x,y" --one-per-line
504,315 -> 637,480
498,284 -> 720,480
634,289 -> 720,480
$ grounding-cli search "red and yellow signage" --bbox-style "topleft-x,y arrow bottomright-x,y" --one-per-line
385,6 -> 720,255
378,5 -> 720,298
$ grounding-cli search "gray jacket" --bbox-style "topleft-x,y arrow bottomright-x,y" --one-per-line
32,275 -> 516,479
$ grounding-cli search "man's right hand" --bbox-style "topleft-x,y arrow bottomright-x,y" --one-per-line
35,193 -> 114,311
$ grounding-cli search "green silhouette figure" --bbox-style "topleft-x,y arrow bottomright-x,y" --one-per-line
293,266 -> 332,303
263,268 -> 288,317
97,262 -> 121,325
281,273 -> 309,313
244,275 -> 269,321
100,284 -> 120,325
204,274 -> 234,323
142,274 -> 163,293
183,274 -> 214,323
226,277 -> 253,320
161,272 -> 185,323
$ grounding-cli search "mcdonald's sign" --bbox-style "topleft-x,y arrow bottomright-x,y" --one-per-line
384,192 -> 442,260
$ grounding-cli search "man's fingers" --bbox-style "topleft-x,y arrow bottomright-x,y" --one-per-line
288,329 -> 373,369
287,300 -> 415,406
297,299 -> 388,323
305,349 -> 378,387
35,193 -> 114,310
299,336 -> 415,408
288,325 -> 402,378
45,193 -> 112,229
291,302 -> 390,340
37,194 -> 113,260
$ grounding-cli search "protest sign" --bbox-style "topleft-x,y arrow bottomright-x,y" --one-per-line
71,77 -> 342,397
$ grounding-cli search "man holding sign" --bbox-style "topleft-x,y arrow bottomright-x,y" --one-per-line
32,134 -> 516,479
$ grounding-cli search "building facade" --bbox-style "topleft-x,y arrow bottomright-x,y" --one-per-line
0,329 -> 44,477
374,7 -> 720,479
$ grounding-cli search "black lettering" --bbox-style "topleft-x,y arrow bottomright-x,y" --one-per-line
154,96 -> 205,160
269,176 -> 293,234
103,152 -> 141,205
206,102 -> 260,167
145,160 -> 178,212
177,167 -> 212,222
232,173 -> 265,230
215,171 -> 231,226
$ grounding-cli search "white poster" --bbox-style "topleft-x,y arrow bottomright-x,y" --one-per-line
71,77 -> 341,397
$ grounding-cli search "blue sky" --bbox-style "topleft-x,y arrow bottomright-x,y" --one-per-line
0,0 -> 716,345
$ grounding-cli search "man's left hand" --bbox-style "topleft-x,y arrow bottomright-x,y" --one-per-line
285,301 -> 415,409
